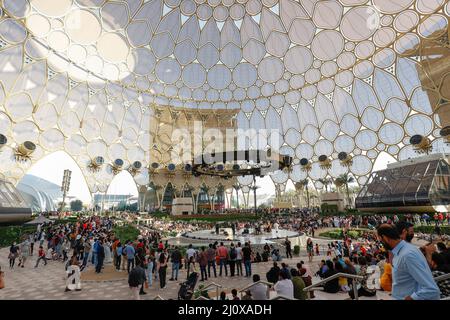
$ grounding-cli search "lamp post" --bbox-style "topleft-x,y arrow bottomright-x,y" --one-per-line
59,169 -> 71,218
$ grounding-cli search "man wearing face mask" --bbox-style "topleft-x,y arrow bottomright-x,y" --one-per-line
396,221 -> 415,243
376,224 -> 440,300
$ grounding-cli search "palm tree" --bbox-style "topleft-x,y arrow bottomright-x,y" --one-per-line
318,178 -> 333,192
233,184 -> 241,209
335,173 -> 355,208
299,179 -> 310,208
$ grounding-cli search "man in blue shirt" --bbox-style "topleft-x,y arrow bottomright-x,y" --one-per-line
377,224 -> 440,300
125,242 -> 136,274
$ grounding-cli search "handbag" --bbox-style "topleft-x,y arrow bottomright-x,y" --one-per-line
144,280 -> 149,289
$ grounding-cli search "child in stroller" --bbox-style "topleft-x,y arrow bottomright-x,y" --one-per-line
178,272 -> 199,300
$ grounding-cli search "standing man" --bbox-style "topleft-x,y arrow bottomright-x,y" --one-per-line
395,221 -> 415,243
185,244 -> 196,277
284,237 -> 292,259
228,243 -> 237,277
376,224 -> 440,300
169,246 -> 181,281
206,244 -> 217,278
95,239 -> 105,273
235,242 -> 243,276
242,242 -> 252,277
126,241 -> 136,273
217,242 -> 228,277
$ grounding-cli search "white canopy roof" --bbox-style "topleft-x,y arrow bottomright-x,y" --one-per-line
0,0 -> 449,192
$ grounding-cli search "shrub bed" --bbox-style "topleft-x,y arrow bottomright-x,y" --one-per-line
414,225 -> 450,235
0,225 -> 37,247
112,224 -> 140,242
319,228 -> 372,240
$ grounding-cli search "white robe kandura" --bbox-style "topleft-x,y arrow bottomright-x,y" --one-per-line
104,243 -> 112,264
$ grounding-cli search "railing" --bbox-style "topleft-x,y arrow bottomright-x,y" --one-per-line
270,295 -> 297,300
303,273 -> 364,300
238,280 -> 273,299
202,282 -> 223,300
434,273 -> 450,283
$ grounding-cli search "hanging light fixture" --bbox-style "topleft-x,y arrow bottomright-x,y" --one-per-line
88,156 -> 104,173
318,155 -> 332,170
300,158 -> 312,172
410,135 -> 432,154
14,141 -> 36,163
338,152 -> 353,168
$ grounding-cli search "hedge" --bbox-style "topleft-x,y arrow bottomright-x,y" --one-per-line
112,224 -> 140,243
414,225 -> 450,235
0,225 -> 37,247
319,228 -> 372,240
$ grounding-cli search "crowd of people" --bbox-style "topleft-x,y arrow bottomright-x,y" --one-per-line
3,209 -> 450,300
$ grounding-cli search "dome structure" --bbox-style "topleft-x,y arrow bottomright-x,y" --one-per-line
0,0 -> 449,193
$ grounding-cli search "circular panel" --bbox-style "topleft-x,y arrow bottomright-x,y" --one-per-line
355,41 -> 375,59
229,3 -> 245,20
271,170 -> 288,184
213,5 -> 229,21
398,145 -> 416,161
26,14 -> 51,37
387,145 -> 399,154
373,27 -> 396,47
379,123 -> 404,145
108,143 -> 126,160
404,114 -> 433,137
309,162 -> 327,180
373,0 -> 414,14
417,0 -> 445,14
182,63 -> 206,89
284,46 -> 313,74
0,19 -> 27,44
3,0 -> 30,19
233,63 -> 257,88
311,30 -> 344,61
33,0 -> 72,17
418,14 -> 448,39
97,33 -> 129,63
340,6 -> 379,42
355,130 -> 378,150
373,48 -> 395,68
394,33 -> 420,55
48,30 -> 70,51
155,58 -> 181,84
65,9 -> 102,45
40,129 -> 64,150
353,60 -> 374,78
258,57 -> 284,82
393,10 -> 419,33
34,103 -> 58,130
314,140 -> 333,156
207,64 -> 231,90
329,159 -> 348,177
12,121 -> 39,143
358,176 -> 368,185
351,155 -> 372,176
128,48 -> 156,75
335,135 -> 355,152
181,0 -> 196,15
289,165 -> 307,182
5,93 -> 33,122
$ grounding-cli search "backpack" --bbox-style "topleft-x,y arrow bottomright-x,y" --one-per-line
230,248 -> 237,260
128,268 -> 140,287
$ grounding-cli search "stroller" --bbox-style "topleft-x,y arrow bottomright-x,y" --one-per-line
178,272 -> 199,300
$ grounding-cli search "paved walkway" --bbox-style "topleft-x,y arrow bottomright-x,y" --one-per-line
0,245 -> 328,300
